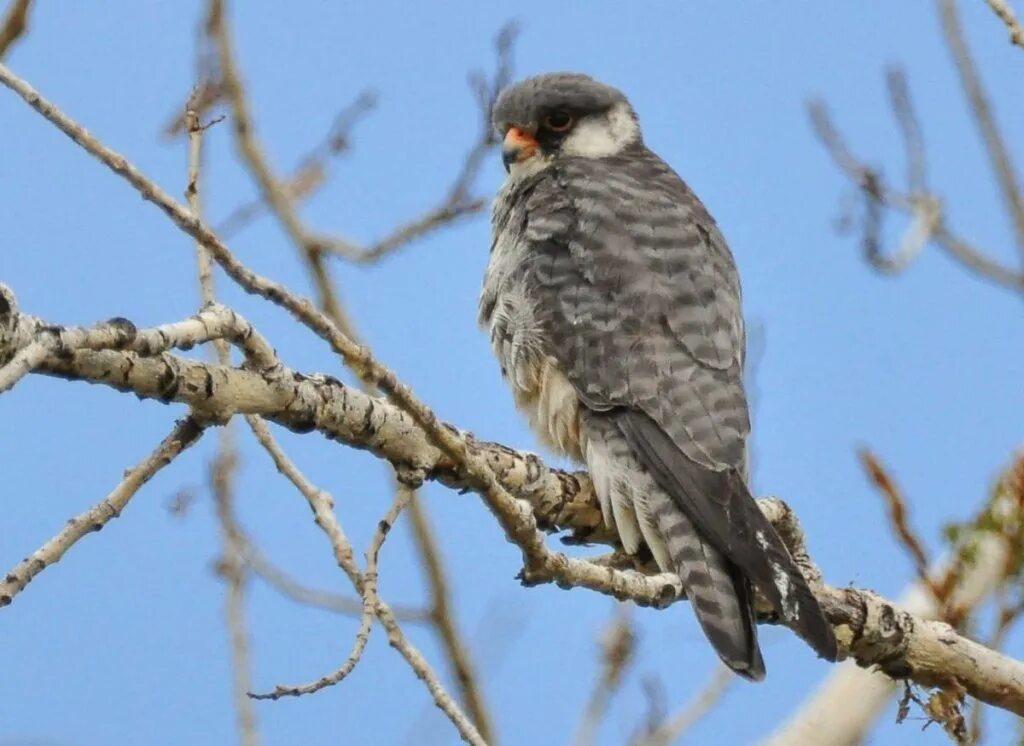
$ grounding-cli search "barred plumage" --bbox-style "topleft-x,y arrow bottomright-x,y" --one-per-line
480,72 -> 837,678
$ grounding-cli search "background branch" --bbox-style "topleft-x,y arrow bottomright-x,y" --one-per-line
940,0 -> 1024,261
0,416 -> 206,606
0,0 -> 32,58
985,0 -> 1024,48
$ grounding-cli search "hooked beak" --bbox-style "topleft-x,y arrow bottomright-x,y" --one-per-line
501,126 -> 539,172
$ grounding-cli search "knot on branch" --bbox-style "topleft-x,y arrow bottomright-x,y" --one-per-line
0,284 -> 19,366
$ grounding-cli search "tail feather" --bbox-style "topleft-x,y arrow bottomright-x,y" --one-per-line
617,409 -> 838,663
652,489 -> 766,680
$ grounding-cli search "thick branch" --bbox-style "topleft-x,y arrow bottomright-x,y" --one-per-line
3,305 -> 1022,716
3,56 -> 1024,722
768,499 -> 1018,744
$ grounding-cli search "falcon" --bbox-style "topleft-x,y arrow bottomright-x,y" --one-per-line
479,72 -> 837,679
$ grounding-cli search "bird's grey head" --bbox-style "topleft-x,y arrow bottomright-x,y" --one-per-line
492,72 -> 641,177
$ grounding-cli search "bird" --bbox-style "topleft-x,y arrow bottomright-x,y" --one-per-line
479,72 -> 837,680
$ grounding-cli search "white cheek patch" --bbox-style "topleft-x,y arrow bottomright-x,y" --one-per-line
561,101 -> 639,158
507,152 -> 553,181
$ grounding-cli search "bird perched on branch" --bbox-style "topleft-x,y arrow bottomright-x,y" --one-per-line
479,72 -> 837,679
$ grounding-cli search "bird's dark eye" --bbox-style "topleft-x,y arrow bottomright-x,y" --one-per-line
542,111 -> 574,132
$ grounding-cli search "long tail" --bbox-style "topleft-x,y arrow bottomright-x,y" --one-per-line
584,412 -> 767,679
651,486 -> 766,679
617,409 -> 838,663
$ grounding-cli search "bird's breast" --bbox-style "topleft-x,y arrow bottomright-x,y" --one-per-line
511,356 -> 583,462
483,278 -> 584,462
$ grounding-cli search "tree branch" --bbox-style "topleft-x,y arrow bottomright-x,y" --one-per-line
768,464 -> 1022,744
0,0 -> 32,59
407,493 -> 497,744
4,296 -> 1024,718
0,415 -> 206,606
985,0 -> 1024,48
939,0 -> 1024,260
573,605 -> 636,746
241,417 -> 485,746
808,83 -> 1024,294
634,665 -> 733,746
185,95 -> 260,746
4,56 -> 1024,724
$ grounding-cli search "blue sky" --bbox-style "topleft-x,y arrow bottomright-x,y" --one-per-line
2,2 -> 1022,744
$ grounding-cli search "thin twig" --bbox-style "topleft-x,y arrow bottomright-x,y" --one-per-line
206,0 -> 357,339
808,97 -> 1024,293
238,534 -> 429,620
187,88 -> 259,746
408,493 -> 497,744
206,9 -> 504,737
216,91 -> 377,239
329,22 -> 519,265
635,665 -> 733,746
212,3 -> 513,267
0,416 -> 206,606
573,604 -> 636,746
11,55 -> 1024,722
187,91 -> 219,313
859,449 -> 939,599
240,419 -> 374,698
242,419 -> 484,745
0,0 -> 32,59
886,66 -> 927,194
211,428 -> 259,746
939,0 -> 1024,260
985,0 -> 1024,48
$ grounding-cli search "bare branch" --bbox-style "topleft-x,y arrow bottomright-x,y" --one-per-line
859,449 -> 937,597
0,53 -> 670,652
634,665 -> 733,746
939,0 -> 1024,259
0,298 -> 140,393
211,427 -> 259,746
985,0 -> 1024,48
205,0 -> 358,338
326,21 -> 519,265
573,605 -> 636,746
0,0 -> 32,59
207,0 -> 509,304
407,493 -> 497,743
216,92 -> 377,239
242,418 -> 484,746
244,415 -> 375,699
808,97 -> 1024,292
769,453 -> 1024,744
6,57 -> 1024,723
7,311 -> 1024,717
885,66 -> 927,194
238,534 -> 428,620
0,416 -> 206,606
209,12 -> 506,729
186,93 -> 259,746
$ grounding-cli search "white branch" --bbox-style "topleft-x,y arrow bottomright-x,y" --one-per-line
0,416 -> 206,605
766,505 -> 1015,745
3,297 -> 1024,719
3,58 -> 1024,730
